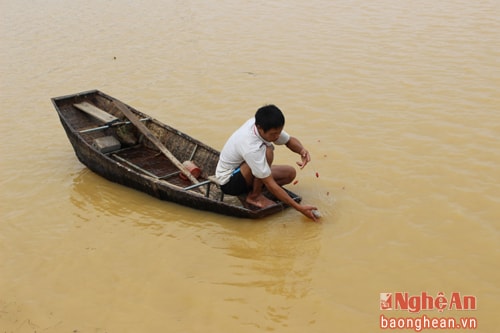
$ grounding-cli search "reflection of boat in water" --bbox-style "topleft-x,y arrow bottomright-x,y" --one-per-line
53,90 -> 301,218
70,168 -> 177,221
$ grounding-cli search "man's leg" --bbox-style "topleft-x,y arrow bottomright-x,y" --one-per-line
267,143 -> 296,186
243,166 -> 275,208
271,165 -> 296,186
244,146 -> 296,208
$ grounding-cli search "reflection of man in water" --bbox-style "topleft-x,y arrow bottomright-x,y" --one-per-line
216,105 -> 318,221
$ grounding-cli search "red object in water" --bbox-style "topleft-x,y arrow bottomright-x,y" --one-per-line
293,180 -> 299,185
315,172 -> 319,178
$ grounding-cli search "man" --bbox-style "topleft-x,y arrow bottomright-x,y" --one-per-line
216,105 -> 319,221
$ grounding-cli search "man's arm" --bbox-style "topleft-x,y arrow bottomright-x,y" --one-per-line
286,136 -> 311,169
261,175 -> 318,221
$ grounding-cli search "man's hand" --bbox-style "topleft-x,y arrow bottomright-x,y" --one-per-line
296,149 -> 311,169
299,204 -> 320,222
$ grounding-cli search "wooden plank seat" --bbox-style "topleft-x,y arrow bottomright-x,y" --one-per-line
74,102 -> 119,124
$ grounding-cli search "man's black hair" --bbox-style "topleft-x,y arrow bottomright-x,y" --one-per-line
255,105 -> 285,132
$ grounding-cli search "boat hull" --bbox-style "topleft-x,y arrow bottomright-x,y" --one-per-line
52,90 -> 301,219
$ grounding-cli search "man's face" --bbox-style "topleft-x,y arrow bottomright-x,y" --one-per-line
257,126 -> 283,142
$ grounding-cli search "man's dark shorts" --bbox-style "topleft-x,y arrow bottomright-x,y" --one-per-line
220,168 -> 249,196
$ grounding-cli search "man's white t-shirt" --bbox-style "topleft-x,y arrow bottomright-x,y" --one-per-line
216,117 -> 290,185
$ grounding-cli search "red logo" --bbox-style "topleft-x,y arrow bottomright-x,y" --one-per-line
380,292 -> 477,313
380,293 -> 392,310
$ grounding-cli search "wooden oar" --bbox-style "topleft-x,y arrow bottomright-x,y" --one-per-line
112,100 -> 201,186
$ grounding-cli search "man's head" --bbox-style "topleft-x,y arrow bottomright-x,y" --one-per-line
255,105 -> 285,131
255,105 -> 285,142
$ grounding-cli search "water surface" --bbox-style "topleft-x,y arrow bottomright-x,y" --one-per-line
1,0 -> 499,331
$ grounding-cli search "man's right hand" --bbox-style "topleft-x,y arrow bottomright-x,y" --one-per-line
299,204 -> 320,222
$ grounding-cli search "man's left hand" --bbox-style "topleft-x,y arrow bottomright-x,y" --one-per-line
296,149 -> 311,169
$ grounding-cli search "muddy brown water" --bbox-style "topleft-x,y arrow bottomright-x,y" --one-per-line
1,0 -> 499,331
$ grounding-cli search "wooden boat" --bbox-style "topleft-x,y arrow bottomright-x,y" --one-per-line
51,90 -> 302,219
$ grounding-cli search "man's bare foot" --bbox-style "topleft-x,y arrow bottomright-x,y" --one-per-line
246,194 -> 276,208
